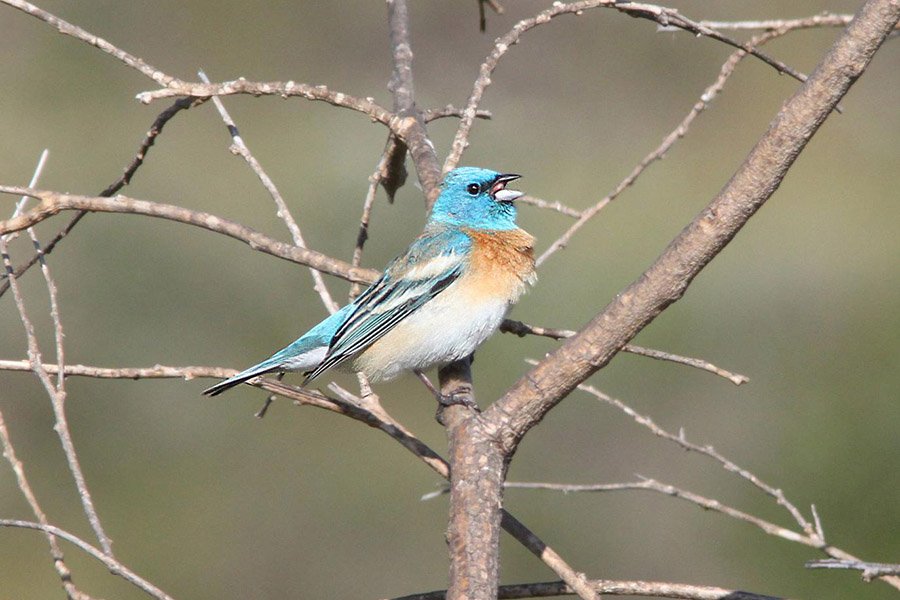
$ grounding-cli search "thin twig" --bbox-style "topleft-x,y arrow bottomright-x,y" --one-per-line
0,237 -> 92,598
806,559 -> 900,582
390,578 -> 785,600
444,0 -> 811,173
1,0 -> 177,87
5,155 -> 115,556
136,79 -> 396,125
0,97 -> 205,298
0,408 -> 88,600
619,344 -> 749,385
697,14 -> 855,31
507,321 -> 749,385
2,149 -> 49,244
198,69 -> 339,313
422,106 -> 492,122
572,380 -> 817,537
517,195 -> 582,219
0,360 -> 235,380
0,519 -> 175,600
505,478 -> 812,546
536,26 -> 773,265
350,138 -> 398,298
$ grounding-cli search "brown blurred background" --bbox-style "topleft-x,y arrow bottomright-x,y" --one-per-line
0,1 -> 897,599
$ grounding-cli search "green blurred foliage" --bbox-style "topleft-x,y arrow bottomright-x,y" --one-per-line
0,1 -> 897,599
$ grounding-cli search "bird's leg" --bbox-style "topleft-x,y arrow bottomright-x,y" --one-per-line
415,369 -> 442,401
254,372 -> 285,418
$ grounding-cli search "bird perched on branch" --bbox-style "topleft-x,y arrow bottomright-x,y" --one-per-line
203,167 -> 536,397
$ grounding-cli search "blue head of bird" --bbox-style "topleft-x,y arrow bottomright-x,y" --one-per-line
430,167 -> 523,231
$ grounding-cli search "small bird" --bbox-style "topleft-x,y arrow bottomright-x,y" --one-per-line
203,167 -> 536,397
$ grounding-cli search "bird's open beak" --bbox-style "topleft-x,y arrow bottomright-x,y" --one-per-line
490,173 -> 523,202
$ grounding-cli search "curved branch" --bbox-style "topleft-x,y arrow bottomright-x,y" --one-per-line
0,186 -> 378,285
136,79 -> 395,125
0,519 -> 174,600
444,0 -> 812,172
1,0 -> 177,88
488,0 -> 900,452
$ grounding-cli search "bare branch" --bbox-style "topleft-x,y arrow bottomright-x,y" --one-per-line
488,0 -> 900,455
698,14 -> 856,31
136,79 -> 397,124
806,559 -> 900,582
509,322 -> 749,385
574,382 -> 816,536
0,406 -> 86,599
198,70 -> 339,313
1,0 -> 177,87
422,105 -> 492,122
350,138 -> 399,298
617,345 -> 748,385
4,156 -> 115,557
509,478 -> 814,545
537,24 -> 771,265
0,519 -> 175,600
0,97 -> 205,298
387,0 -> 443,204
0,360 -> 234,380
444,0 -> 812,172
518,195 -> 582,219
0,186 -> 379,285
391,578 -> 786,599
505,474 -> 900,590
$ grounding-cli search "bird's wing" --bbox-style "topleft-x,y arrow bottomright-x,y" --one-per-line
303,227 -> 471,382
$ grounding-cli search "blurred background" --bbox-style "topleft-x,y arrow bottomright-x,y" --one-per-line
0,1 -> 897,599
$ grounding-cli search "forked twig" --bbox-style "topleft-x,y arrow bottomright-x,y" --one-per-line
0,519 -> 175,600
0,97 -> 205,298
444,0 -> 812,173
199,69 -> 339,313
510,322 -> 749,385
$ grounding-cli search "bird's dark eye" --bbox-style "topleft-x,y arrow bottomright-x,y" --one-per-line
466,183 -> 480,196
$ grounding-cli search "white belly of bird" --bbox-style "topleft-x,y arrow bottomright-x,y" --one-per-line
353,284 -> 511,381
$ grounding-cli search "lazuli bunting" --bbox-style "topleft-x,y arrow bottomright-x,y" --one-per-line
203,167 -> 536,396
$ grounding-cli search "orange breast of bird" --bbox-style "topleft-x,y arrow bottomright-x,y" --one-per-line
461,228 -> 537,304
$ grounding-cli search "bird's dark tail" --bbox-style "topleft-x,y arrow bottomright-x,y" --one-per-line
202,363 -> 278,397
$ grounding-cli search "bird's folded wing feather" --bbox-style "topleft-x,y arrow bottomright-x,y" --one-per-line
304,227 -> 471,382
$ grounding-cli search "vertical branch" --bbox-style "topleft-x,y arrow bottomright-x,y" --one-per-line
4,155 -> 115,557
445,418 -> 506,600
385,3 -> 501,597
386,0 -> 442,206
0,409 -> 88,600
0,240 -> 90,599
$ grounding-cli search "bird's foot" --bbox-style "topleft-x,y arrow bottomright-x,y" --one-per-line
435,384 -> 480,425
438,385 -> 478,410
